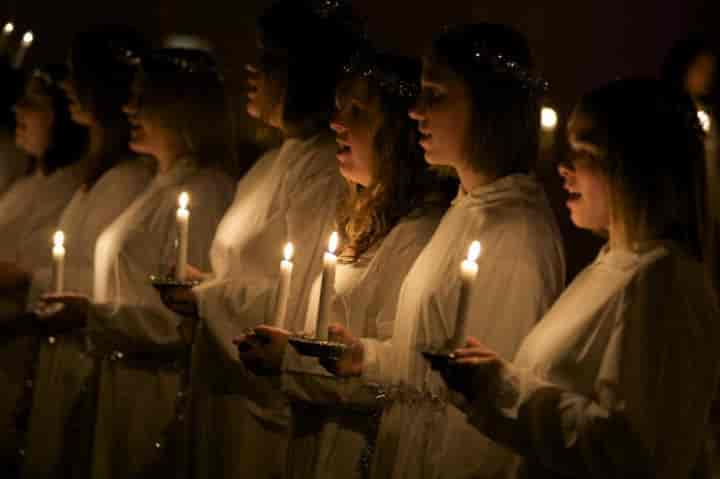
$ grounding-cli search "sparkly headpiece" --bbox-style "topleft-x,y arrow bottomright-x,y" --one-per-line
116,47 -> 220,78
439,24 -> 549,95
342,49 -> 420,99
312,0 -> 353,19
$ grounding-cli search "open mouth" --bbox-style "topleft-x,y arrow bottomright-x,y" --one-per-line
566,191 -> 582,202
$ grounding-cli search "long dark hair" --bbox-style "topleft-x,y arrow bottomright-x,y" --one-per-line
256,0 -> 358,138
336,50 -> 454,261
574,79 -> 712,279
136,48 -> 237,175
430,23 -> 543,178
69,25 -> 146,187
21,65 -> 87,175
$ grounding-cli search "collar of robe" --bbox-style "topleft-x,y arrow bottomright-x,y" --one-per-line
453,173 -> 540,207
593,241 -> 670,271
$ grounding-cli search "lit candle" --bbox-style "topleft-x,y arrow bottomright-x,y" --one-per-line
541,106 -> 558,132
52,231 -> 65,294
12,30 -> 33,69
315,232 -> 338,340
698,110 -> 711,134
272,242 -> 294,327
0,22 -> 13,54
540,106 -> 558,152
175,192 -> 190,281
449,241 -> 481,349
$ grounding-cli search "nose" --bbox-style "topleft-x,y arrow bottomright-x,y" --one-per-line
408,97 -> 426,121
329,111 -> 346,134
122,98 -> 138,116
557,162 -> 573,180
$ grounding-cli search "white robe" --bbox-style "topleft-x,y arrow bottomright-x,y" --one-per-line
0,131 -> 29,197
280,208 -> 445,479
456,242 -> 720,479
0,162 -> 85,272
190,134 -> 345,479
81,161 -> 234,479
360,174 -> 566,478
22,157 -> 155,478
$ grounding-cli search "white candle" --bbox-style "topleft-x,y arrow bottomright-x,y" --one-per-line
540,106 -> 558,152
449,241 -> 481,349
0,22 -> 13,54
272,242 -> 294,327
316,232 -> 338,340
698,109 -> 711,134
12,30 -> 33,69
52,230 -> 65,294
175,192 -> 190,281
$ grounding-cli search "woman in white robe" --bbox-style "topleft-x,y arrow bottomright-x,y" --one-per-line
36,49 -> 235,479
436,79 -> 720,479
18,28 -> 153,478
237,50 -> 454,479
329,24 -> 565,479
0,64 -> 87,472
158,4 -> 359,478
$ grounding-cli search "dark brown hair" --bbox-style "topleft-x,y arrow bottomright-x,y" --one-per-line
430,23 -> 541,178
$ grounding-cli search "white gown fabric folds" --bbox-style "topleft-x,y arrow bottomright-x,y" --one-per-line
190,134 -> 344,479
360,174 -> 566,478
457,242 -> 720,479
0,162 -> 85,272
23,157 -> 154,478
85,161 -> 234,479
280,208 -> 445,479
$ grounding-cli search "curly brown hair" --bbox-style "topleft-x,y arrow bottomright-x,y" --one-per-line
335,53 -> 454,262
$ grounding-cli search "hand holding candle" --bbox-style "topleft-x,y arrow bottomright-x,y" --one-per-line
52,231 -> 65,294
175,192 -> 190,281
12,30 -> 33,69
449,240 -> 481,349
272,242 -> 294,327
316,232 -> 338,340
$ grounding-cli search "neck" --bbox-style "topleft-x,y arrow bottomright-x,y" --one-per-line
155,151 -> 179,174
87,124 -> 105,158
455,161 -> 497,193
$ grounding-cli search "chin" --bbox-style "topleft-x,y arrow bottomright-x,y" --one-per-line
246,102 -> 260,119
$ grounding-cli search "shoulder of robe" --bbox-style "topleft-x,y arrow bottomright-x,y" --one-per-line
105,155 -> 156,183
391,207 -> 445,245
286,133 -> 341,185
181,167 -> 236,204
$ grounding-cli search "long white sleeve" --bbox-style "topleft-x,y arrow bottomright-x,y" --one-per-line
459,248 -> 720,478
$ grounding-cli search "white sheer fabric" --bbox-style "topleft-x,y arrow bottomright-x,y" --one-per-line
83,161 -> 234,479
190,134 -> 345,479
23,157 -> 154,477
0,161 -> 85,272
280,208 -> 444,479
457,242 -> 720,479
359,174 -> 566,478
0,131 -> 29,197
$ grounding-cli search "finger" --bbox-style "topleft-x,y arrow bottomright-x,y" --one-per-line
452,347 -> 495,358
451,356 -> 495,366
465,336 -> 483,347
232,334 -> 249,346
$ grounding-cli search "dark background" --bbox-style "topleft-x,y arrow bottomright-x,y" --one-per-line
1,0 -> 718,277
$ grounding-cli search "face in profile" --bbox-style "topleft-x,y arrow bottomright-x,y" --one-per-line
122,76 -> 180,159
14,77 -> 55,158
559,111 -> 611,234
685,52 -> 716,100
409,58 -> 473,170
330,78 -> 383,187
245,45 -> 286,129
61,66 -> 95,127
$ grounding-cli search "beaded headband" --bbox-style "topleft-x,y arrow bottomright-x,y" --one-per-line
342,50 -> 420,99
439,25 -> 549,95
114,46 -> 220,79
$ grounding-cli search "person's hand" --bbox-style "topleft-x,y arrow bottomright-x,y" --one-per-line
233,325 -> 290,375
33,292 -> 90,332
320,323 -> 364,377
184,264 -> 210,282
160,286 -> 198,317
427,336 -> 502,403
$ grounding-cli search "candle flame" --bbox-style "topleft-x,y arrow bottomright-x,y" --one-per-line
53,230 -> 65,247
467,241 -> 482,262
283,242 -> 294,261
21,31 -> 33,45
178,191 -> 190,209
2,22 -> 13,34
541,107 -> 558,131
328,232 -> 339,254
698,110 -> 711,133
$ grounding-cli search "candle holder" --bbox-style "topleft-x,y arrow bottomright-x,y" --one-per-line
288,334 -> 348,360
150,275 -> 200,318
